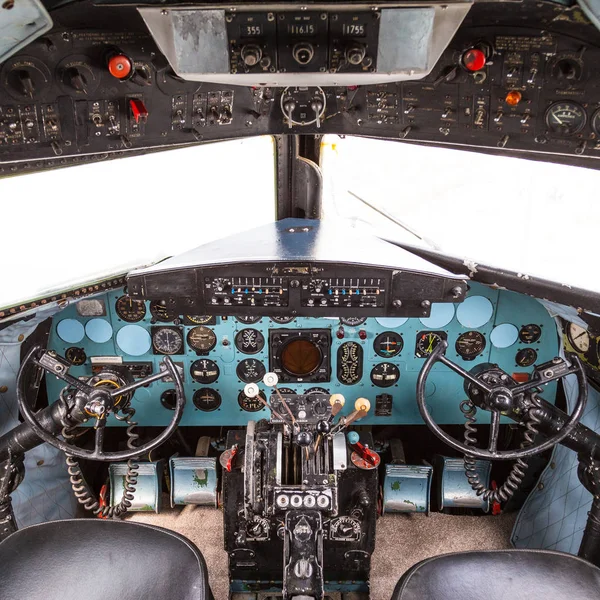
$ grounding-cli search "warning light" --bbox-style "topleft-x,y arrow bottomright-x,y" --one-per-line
108,54 -> 133,80
462,48 -> 487,72
505,90 -> 522,106
512,372 -> 530,383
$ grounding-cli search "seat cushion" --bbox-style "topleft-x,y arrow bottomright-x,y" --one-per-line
392,549 -> 600,600
0,519 -> 213,600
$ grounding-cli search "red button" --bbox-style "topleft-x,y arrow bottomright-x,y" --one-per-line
108,54 -> 133,79
129,98 -> 148,124
462,48 -> 486,72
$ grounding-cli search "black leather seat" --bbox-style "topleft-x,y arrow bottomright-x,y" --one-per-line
0,519 -> 213,600
391,549 -> 600,600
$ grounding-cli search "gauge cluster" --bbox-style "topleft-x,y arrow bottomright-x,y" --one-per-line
46,282 -> 559,427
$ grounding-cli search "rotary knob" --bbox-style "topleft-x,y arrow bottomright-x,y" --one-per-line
241,44 -> 263,67
345,44 -> 366,66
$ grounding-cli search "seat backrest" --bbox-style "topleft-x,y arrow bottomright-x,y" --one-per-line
0,519 -> 213,600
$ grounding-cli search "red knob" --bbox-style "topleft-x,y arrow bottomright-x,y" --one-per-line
462,48 -> 486,72
108,54 -> 133,80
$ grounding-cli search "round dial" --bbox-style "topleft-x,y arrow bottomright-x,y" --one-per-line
416,331 -> 445,358
236,358 -> 266,383
65,347 -> 86,366
185,315 -> 213,325
115,296 -> 146,323
187,326 -> 217,353
281,338 -> 322,377
374,331 -> 403,358
238,389 -> 266,412
545,101 -> 586,135
193,388 -> 222,412
516,348 -> 538,367
271,316 -> 295,324
519,324 -> 542,344
340,317 -> 367,327
330,516 -> 361,541
591,108 -> 600,137
160,389 -> 177,410
278,387 -> 297,394
456,331 -> 486,360
190,359 -> 220,384
236,315 -> 261,324
370,363 -> 400,387
235,328 -> 265,354
567,323 -> 591,353
152,327 -> 183,355
150,300 -> 177,323
306,386 -> 329,395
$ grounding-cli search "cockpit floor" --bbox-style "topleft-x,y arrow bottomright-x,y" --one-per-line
128,507 -> 516,599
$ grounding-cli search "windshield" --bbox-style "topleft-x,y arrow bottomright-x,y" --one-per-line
321,135 -> 600,293
0,137 -> 276,309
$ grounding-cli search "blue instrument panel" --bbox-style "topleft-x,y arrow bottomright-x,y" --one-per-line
46,282 -> 559,426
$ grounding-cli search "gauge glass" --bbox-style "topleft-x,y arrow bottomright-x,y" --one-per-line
150,300 -> 177,323
238,389 -> 266,412
567,323 -> 591,353
416,331 -> 445,358
235,328 -> 265,354
115,296 -> 146,322
236,315 -> 261,324
271,316 -> 296,324
519,324 -> 542,344
278,387 -> 297,394
456,331 -> 486,360
190,359 -> 220,384
591,108 -> 600,137
516,348 -> 538,367
340,317 -> 367,327
236,358 -> 266,383
65,347 -> 86,366
374,331 -> 403,358
161,389 -> 177,410
306,387 -> 329,395
152,327 -> 183,355
370,362 -> 400,387
187,326 -> 217,353
545,101 -> 586,135
193,388 -> 222,412
281,339 -> 322,377
185,315 -> 214,325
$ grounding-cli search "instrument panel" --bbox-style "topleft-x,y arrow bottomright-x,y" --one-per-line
3,2 -> 600,174
46,281 -> 559,426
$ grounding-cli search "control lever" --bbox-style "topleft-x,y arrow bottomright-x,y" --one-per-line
347,431 -> 380,469
330,398 -> 370,435
244,382 -> 290,427
311,97 -> 324,128
328,393 -> 346,420
263,373 -> 297,429
282,97 -> 296,129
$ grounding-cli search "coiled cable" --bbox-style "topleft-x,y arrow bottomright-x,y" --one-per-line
460,397 -> 541,505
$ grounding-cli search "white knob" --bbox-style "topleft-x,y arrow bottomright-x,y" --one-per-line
244,383 -> 260,398
329,393 -> 345,407
263,372 -> 279,387
355,397 -> 371,412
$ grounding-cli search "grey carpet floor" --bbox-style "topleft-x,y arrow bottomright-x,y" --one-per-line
128,507 -> 516,600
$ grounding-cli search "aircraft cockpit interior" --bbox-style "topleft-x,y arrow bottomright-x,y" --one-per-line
3,1 -> 600,599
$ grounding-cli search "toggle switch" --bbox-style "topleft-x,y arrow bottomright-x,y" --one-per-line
129,98 -> 148,124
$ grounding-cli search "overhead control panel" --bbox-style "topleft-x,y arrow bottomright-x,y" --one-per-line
139,3 -> 472,86
125,219 -> 468,318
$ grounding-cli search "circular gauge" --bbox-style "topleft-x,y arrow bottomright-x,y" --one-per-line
330,516 -> 361,541
567,322 -> 591,353
236,358 -> 266,383
370,363 -> 400,387
161,389 -> 177,410
374,332 -> 404,358
271,316 -> 295,324
306,387 -> 329,395
278,387 -> 297,394
340,317 -> 367,327
456,331 -> 486,360
115,296 -> 146,323
516,348 -> 538,367
193,388 -> 222,412
545,101 -> 586,135
235,328 -> 265,354
150,300 -> 177,323
416,331 -> 445,358
519,324 -> 542,344
236,315 -> 261,324
591,108 -> 600,137
187,326 -> 217,353
238,389 -> 267,412
281,338 -> 322,377
185,315 -> 213,325
152,327 -> 184,355
65,347 -> 86,366
190,359 -> 220,384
